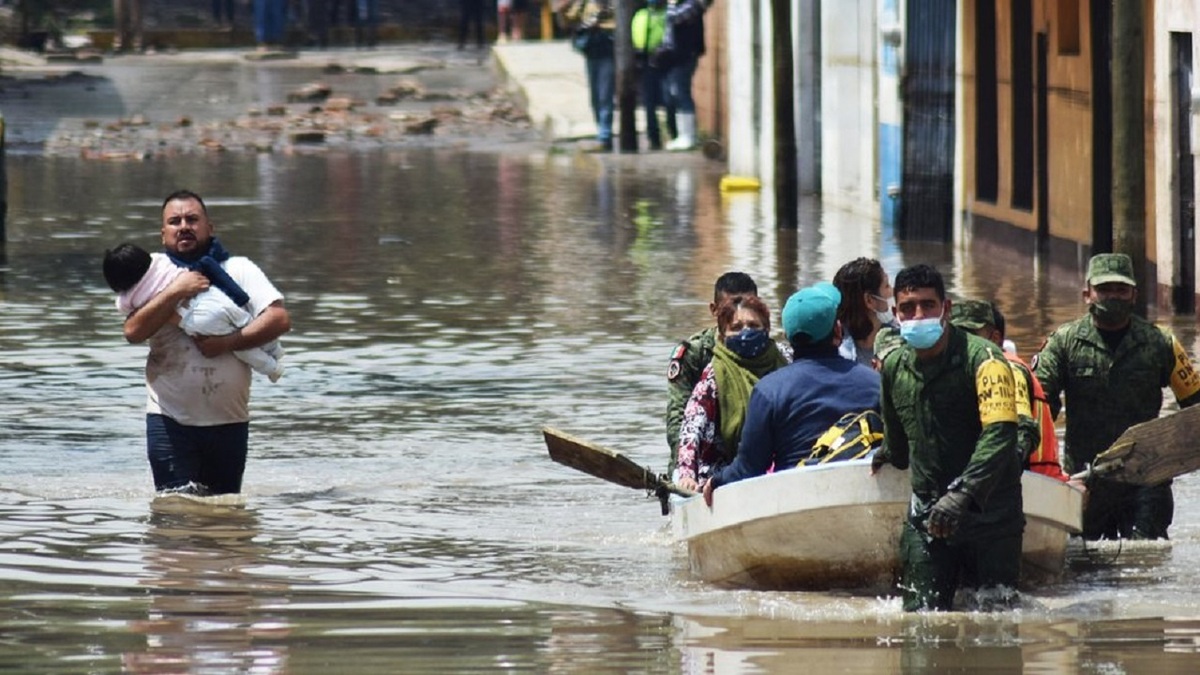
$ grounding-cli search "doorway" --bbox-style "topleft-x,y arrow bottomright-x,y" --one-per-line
898,0 -> 956,241
1171,32 -> 1195,314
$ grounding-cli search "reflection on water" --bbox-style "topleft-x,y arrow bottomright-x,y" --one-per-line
123,498 -> 289,674
3,149 -> 1200,671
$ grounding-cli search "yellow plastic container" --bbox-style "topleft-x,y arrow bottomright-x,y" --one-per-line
719,175 -> 762,192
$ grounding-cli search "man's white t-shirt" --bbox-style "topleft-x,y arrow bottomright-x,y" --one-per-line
142,255 -> 283,426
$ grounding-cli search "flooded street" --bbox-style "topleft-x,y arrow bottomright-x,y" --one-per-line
4,54 -> 1200,673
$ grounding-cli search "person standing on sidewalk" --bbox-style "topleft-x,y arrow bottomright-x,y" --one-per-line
498,0 -> 529,42
354,0 -> 379,48
659,0 -> 707,151
458,0 -> 486,49
112,0 -> 144,53
560,0 -> 616,152
632,0 -> 668,150
212,0 -> 236,28
254,0 -> 289,49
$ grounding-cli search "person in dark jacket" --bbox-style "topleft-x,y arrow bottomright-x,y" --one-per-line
703,282 -> 880,504
560,0 -> 617,151
660,0 -> 706,150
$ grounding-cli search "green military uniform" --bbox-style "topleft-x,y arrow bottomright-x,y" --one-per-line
1033,314 -> 1200,539
877,325 -> 1023,611
665,326 -> 717,470
949,300 -> 1040,462
873,325 -> 905,364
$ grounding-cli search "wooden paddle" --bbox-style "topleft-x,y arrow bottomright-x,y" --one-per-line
542,427 -> 696,501
1075,403 -> 1200,486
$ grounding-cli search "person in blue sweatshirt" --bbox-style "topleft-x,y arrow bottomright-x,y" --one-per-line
703,282 -> 881,506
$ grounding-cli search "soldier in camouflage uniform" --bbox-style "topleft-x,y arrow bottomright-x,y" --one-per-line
666,272 -> 758,471
1033,253 -> 1200,540
873,265 -> 1023,612
951,300 -> 1071,482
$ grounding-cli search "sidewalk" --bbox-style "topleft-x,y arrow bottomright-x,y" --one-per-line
492,41 -> 596,143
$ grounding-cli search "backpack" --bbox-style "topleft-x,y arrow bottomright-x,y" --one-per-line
801,410 -> 884,466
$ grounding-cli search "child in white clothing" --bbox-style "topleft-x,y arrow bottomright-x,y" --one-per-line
103,242 -> 284,382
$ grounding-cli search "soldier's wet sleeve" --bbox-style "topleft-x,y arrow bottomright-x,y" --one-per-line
1164,330 -> 1200,408
954,357 -> 1019,509
1009,362 -> 1038,461
878,363 -> 909,470
665,341 -> 698,468
1032,330 -> 1065,420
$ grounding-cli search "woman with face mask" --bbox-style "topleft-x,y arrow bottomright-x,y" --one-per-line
674,295 -> 789,492
833,258 -> 896,367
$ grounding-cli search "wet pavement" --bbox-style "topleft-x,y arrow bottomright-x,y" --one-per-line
1,38 -> 707,168
0,43 -> 541,157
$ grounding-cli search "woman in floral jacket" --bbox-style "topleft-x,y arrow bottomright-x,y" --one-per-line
674,295 -> 788,491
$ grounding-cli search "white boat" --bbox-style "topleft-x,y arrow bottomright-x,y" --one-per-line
670,460 -> 1084,590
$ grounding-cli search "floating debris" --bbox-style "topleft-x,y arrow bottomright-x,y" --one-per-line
287,82 -> 332,103
404,118 -> 438,135
289,130 -> 326,144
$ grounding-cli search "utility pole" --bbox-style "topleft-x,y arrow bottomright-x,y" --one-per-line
772,0 -> 798,228
1111,0 -> 1146,291
615,0 -> 638,153
0,114 -> 6,243
542,0 -> 555,40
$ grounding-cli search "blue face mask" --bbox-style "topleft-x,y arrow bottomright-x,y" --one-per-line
899,316 -> 944,350
724,328 -> 770,359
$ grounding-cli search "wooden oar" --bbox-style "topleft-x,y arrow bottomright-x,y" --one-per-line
1075,404 -> 1200,486
542,426 -> 696,499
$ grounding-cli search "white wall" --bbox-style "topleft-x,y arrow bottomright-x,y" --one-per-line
724,0 -> 881,219
758,2 -> 776,185
819,0 -> 879,216
1152,0 -> 1199,305
726,1 -> 759,178
796,0 -> 820,192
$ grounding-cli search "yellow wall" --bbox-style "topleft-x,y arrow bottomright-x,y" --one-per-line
964,0 -> 1157,260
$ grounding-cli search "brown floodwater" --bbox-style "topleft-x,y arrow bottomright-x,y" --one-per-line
2,148 -> 1200,673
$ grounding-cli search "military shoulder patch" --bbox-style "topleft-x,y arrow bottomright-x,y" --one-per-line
1029,337 -> 1048,371
667,360 -> 682,381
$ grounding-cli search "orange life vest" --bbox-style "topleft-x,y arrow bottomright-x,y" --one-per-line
1007,353 -> 1069,482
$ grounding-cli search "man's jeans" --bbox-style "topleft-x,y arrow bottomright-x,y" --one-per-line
640,66 -> 666,146
664,55 -> 698,114
586,53 -> 615,143
147,414 -> 250,495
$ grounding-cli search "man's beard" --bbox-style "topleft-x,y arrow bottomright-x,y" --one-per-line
172,238 -> 209,261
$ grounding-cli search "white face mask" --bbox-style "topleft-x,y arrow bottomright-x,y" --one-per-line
870,294 -> 896,327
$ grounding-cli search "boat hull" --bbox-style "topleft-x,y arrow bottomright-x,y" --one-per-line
671,461 -> 1083,590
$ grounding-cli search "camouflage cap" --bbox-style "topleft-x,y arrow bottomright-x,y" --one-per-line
873,325 -> 906,362
1086,253 -> 1137,287
949,299 -> 996,330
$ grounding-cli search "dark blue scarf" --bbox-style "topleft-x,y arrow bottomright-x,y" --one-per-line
165,237 -> 250,307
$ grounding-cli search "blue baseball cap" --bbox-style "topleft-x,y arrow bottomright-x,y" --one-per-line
782,282 -> 842,342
